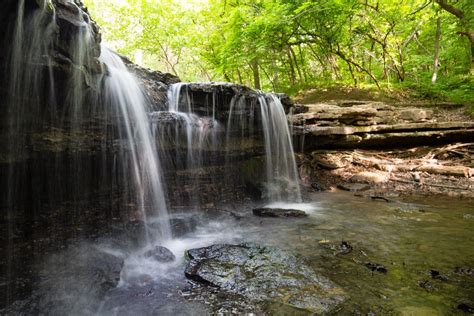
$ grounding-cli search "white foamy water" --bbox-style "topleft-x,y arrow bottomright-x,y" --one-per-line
118,220 -> 242,286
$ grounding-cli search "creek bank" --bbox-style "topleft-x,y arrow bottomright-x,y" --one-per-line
297,146 -> 474,199
290,99 -> 474,198
184,243 -> 347,314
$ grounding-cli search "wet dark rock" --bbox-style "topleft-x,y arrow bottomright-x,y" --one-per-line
337,241 -> 353,254
454,266 -> 473,276
5,245 -> 124,315
458,303 -> 474,313
276,93 -> 294,114
169,215 -> 199,237
429,270 -> 448,281
54,0 -> 102,60
311,182 -> 329,191
44,245 -> 124,292
370,196 -> 392,203
125,58 -> 179,110
365,263 -> 388,274
292,104 -> 309,114
418,280 -> 435,292
143,246 -> 175,263
184,243 -> 346,313
252,208 -> 308,218
125,220 -> 147,247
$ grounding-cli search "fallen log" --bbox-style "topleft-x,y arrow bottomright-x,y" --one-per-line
350,152 -> 473,177
416,165 -> 474,177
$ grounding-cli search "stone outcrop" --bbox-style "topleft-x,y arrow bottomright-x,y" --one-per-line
123,55 -> 180,110
290,101 -> 474,150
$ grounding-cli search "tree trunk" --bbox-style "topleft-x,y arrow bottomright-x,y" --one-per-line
432,17 -> 441,84
290,47 -> 303,83
298,45 -> 309,83
286,48 -> 296,85
251,58 -> 261,90
237,69 -> 243,85
435,0 -> 473,62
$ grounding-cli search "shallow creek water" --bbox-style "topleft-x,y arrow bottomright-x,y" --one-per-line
252,193 -> 474,315
93,191 -> 474,315
6,192 -> 472,315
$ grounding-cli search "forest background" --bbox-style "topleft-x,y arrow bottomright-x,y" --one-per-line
84,0 -> 473,112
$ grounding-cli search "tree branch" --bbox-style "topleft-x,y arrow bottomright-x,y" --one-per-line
435,0 -> 464,19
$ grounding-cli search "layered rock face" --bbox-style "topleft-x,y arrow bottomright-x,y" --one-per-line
291,101 -> 474,150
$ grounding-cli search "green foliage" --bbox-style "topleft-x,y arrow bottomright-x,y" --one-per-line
408,75 -> 474,116
84,0 -> 473,105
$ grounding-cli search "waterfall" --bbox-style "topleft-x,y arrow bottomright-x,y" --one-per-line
3,0 -> 172,244
6,0 -> 56,158
164,83 -> 301,207
258,94 -> 302,202
100,48 -> 171,242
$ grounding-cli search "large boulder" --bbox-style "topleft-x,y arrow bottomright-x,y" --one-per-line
185,243 -> 346,313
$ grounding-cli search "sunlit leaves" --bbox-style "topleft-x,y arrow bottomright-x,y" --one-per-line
84,0 -> 472,93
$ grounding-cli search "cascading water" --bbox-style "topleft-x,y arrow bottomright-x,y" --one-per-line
163,83 -> 301,207
3,0 -> 57,307
100,48 -> 171,242
258,94 -> 302,203
5,0 -> 56,167
153,83 -> 222,210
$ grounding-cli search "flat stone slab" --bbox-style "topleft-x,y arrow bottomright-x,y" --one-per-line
253,207 -> 308,217
185,243 -> 346,313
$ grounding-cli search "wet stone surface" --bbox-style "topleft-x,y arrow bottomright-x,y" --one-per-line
143,246 -> 176,263
252,207 -> 308,218
184,243 -> 347,313
364,262 -> 388,274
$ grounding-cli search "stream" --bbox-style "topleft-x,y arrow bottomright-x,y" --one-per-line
7,191 -> 469,315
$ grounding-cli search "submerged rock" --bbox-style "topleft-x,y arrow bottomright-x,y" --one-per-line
458,303 -> 474,313
337,183 -> 371,192
429,270 -> 448,281
252,208 -> 308,218
365,262 -> 388,274
184,243 -> 346,313
337,241 -> 353,255
454,266 -> 473,276
143,246 -> 176,263
5,245 -> 124,315
418,280 -> 435,292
